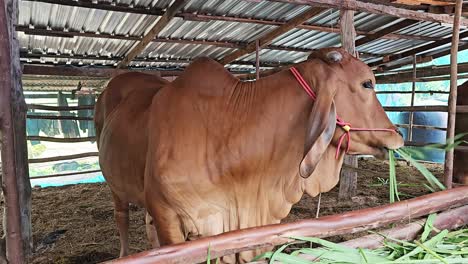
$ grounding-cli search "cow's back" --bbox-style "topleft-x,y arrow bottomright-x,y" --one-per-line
455,81 -> 468,184
95,72 -> 169,205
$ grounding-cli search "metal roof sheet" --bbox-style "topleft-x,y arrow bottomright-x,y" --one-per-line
17,0 -> 462,90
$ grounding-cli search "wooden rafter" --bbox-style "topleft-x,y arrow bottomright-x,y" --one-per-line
355,19 -> 418,46
378,42 -> 468,72
116,0 -> 187,68
274,0 -> 468,26
22,65 -> 175,77
219,7 -> 326,65
368,30 -> 468,68
20,52 -> 292,68
376,62 -> 468,83
18,26 -> 384,57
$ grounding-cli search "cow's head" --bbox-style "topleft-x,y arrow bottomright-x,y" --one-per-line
298,47 -> 404,180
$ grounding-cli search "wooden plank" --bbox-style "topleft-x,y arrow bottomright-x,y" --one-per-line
30,169 -> 101,180
28,152 -> 99,164
22,65 -> 170,77
117,0 -> 187,68
384,105 -> 447,112
375,90 -> 449,94
369,31 -> 468,68
408,55 -> 417,141
219,7 -> 326,65
275,0 -> 468,26
376,62 -> 468,83
378,42 -> 468,72
444,0 -> 463,189
356,19 -> 418,46
27,104 -> 94,111
20,52 -> 291,68
105,187 -> 468,264
384,105 -> 468,113
0,0 -> 31,261
27,136 -> 96,143
27,115 -> 93,121
396,123 -> 446,131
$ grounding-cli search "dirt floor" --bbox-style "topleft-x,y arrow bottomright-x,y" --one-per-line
0,158 -> 445,264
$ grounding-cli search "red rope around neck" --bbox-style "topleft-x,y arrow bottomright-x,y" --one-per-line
289,67 -> 396,159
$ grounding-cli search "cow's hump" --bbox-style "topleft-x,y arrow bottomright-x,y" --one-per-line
172,57 -> 238,96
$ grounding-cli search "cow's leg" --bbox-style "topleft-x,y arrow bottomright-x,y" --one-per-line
147,204 -> 185,246
145,211 -> 160,248
111,192 -> 130,257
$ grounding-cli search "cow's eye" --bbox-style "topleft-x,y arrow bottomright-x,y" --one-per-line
362,80 -> 374,89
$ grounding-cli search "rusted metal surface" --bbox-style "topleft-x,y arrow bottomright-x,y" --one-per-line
444,0 -> 463,189
105,186 -> 468,264
0,0 -> 26,262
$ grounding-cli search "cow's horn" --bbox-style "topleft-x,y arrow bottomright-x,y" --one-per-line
326,51 -> 343,62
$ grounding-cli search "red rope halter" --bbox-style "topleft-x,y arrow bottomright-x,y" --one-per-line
289,67 -> 396,159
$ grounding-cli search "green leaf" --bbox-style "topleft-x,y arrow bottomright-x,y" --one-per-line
396,230 -> 449,261
421,214 -> 437,242
394,149 -> 445,191
270,243 -> 292,264
414,241 -> 448,264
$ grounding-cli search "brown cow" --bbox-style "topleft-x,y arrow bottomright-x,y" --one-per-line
454,81 -> 468,184
95,48 -> 404,263
94,72 -> 169,256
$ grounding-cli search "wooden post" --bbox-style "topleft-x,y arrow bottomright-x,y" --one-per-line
338,9 -> 358,200
408,55 -> 417,142
255,40 -> 260,80
0,0 -> 32,262
444,0 -> 463,189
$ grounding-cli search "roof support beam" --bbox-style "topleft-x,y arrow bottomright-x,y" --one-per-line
377,42 -> 468,72
368,30 -> 468,68
22,65 -> 172,77
15,26 -> 343,55
116,0 -> 187,68
22,0 -> 442,42
219,7 -> 326,65
274,0 -> 468,27
20,52 -> 292,68
355,19 -> 418,47
375,62 -> 468,83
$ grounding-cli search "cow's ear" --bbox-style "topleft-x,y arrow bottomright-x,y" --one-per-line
299,92 -> 336,178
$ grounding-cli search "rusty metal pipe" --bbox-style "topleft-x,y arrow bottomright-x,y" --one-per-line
105,186 -> 468,264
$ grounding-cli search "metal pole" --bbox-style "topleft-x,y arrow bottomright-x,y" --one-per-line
0,0 -> 25,262
255,40 -> 260,80
444,0 -> 463,189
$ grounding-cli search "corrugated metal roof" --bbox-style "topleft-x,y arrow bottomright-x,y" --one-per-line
17,0 -> 463,90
